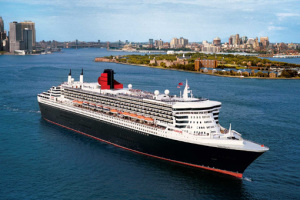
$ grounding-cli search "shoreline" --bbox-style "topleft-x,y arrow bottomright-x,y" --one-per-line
96,60 -> 300,80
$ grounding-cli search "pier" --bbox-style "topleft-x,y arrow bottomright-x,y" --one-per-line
273,55 -> 300,58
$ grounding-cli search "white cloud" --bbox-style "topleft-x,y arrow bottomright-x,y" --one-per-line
276,13 -> 300,21
268,26 -> 286,31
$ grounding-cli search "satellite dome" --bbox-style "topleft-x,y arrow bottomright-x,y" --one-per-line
154,90 -> 159,96
164,90 -> 170,95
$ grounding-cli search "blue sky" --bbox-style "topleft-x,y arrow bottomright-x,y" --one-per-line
0,0 -> 299,43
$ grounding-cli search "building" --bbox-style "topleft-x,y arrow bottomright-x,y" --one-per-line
0,17 -> 4,32
149,39 -> 154,48
260,37 -> 269,48
170,38 -> 179,48
0,17 -> 6,51
235,34 -> 240,45
241,36 -> 248,44
170,37 -> 188,48
19,21 -> 36,46
154,39 -> 163,48
179,37 -> 188,47
163,42 -> 170,49
9,22 -> 21,52
23,28 -> 33,51
195,59 -> 218,71
213,37 -> 221,46
229,34 -> 240,46
9,20 -> 36,53
201,46 -> 220,53
229,37 -> 232,45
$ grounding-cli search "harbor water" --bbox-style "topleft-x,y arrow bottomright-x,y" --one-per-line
0,49 -> 299,200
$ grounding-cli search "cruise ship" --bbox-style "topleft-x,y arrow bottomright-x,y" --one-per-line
37,69 -> 269,178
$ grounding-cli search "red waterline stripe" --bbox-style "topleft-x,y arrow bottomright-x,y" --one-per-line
44,118 -> 243,178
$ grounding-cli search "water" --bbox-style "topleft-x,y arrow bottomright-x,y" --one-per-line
0,49 -> 299,200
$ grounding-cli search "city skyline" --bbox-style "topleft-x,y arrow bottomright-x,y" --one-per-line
1,0 -> 300,43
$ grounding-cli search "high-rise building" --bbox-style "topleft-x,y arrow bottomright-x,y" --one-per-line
253,37 -> 259,49
149,39 -> 154,48
229,34 -> 240,46
170,38 -> 179,48
241,36 -> 248,44
0,16 -> 4,33
235,34 -> 240,45
23,28 -> 32,51
260,37 -> 269,48
0,17 -> 6,51
19,21 -> 36,46
154,39 -> 163,48
9,20 -> 36,53
213,37 -> 221,46
170,37 -> 188,48
9,21 -> 21,52
247,38 -> 254,45
179,37 -> 188,47
229,37 -> 233,45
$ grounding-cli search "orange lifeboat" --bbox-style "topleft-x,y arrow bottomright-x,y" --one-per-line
145,117 -> 154,122
122,112 -> 130,116
130,113 -> 137,118
137,115 -> 145,120
110,109 -> 118,113
77,101 -> 83,105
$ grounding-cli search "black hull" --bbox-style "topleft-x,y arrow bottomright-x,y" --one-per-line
39,102 -> 263,178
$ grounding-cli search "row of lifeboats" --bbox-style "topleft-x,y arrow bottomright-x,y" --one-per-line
72,99 -> 154,123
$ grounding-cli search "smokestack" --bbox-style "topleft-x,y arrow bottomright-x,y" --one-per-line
80,68 -> 83,84
68,69 -> 72,84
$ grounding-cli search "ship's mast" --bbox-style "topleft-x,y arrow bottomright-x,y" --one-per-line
182,80 -> 191,100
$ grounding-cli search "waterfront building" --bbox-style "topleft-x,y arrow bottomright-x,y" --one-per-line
9,20 -> 36,53
0,16 -> 6,51
23,28 -> 33,52
0,17 -> 4,33
195,59 -> 218,71
20,21 -> 36,46
9,22 -> 21,52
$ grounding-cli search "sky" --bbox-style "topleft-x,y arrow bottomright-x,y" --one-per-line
0,0 -> 299,43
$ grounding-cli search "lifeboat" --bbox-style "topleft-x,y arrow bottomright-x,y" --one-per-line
122,112 -> 130,116
110,109 -> 118,113
137,115 -> 145,120
145,117 -> 154,122
130,113 -> 137,118
77,101 -> 83,105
